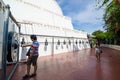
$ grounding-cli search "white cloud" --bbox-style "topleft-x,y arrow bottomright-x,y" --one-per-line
71,1 -> 104,24
56,0 -> 105,34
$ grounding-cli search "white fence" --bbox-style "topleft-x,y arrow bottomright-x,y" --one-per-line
102,44 -> 120,50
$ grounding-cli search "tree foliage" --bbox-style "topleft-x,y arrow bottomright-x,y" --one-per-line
92,30 -> 106,44
92,30 -> 106,39
96,0 -> 120,44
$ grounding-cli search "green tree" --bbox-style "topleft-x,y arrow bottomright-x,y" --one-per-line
92,30 -> 106,43
97,0 -> 120,45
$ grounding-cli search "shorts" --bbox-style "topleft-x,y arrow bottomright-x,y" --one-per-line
96,49 -> 102,54
96,49 -> 100,53
27,55 -> 38,66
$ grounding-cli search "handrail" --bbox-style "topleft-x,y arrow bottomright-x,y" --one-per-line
2,5 -> 10,80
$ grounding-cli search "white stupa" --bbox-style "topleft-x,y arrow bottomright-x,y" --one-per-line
3,0 -> 87,37
3,0 -> 90,58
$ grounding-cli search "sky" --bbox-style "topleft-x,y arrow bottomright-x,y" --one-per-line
56,0 -> 105,34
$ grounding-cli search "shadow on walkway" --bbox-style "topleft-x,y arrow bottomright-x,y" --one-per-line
11,47 -> 120,80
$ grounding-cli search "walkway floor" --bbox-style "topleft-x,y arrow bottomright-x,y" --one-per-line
11,47 -> 120,80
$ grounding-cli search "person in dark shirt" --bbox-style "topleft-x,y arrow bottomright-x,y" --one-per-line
96,41 -> 100,47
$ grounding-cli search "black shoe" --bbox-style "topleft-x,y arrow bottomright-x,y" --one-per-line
23,74 -> 30,79
30,73 -> 36,77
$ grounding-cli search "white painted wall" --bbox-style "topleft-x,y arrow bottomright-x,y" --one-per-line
19,35 -> 90,60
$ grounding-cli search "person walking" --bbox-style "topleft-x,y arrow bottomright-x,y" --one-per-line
22,35 -> 39,79
96,41 -> 100,47
95,45 -> 102,62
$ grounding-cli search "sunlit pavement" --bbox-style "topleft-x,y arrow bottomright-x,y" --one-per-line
11,47 -> 120,80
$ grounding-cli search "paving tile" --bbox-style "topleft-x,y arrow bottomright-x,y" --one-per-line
10,47 -> 120,80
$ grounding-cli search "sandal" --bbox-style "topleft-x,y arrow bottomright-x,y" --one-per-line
23,74 -> 30,79
30,73 -> 36,77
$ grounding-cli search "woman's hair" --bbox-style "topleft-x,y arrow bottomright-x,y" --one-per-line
95,45 -> 100,48
30,35 -> 37,40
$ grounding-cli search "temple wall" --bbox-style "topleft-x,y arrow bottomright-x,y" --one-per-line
19,34 -> 90,60
20,23 -> 87,38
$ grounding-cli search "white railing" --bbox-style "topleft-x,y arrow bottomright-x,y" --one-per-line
101,44 -> 120,50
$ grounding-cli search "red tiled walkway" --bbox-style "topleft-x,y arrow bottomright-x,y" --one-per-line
11,47 -> 120,80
